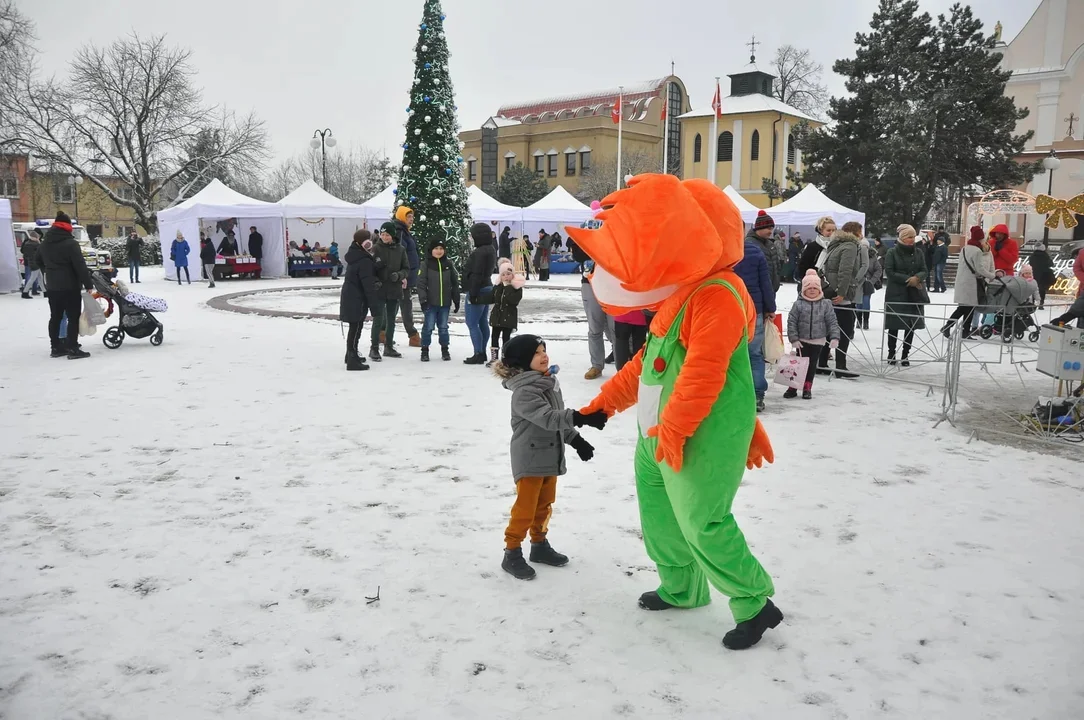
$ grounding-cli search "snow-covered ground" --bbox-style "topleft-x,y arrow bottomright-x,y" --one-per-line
1,271 -> 1081,719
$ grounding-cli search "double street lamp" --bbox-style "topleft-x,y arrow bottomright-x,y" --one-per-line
1042,149 -> 1060,244
310,129 -> 337,191
67,174 -> 83,221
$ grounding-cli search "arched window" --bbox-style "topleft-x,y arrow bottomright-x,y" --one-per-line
693,133 -> 702,163
717,131 -> 733,162
750,130 -> 760,161
787,133 -> 797,165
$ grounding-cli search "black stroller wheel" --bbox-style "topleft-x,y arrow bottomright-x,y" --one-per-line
103,327 -> 124,349
149,329 -> 164,346
979,325 -> 994,340
1014,329 -> 1026,340
1029,330 -> 1040,342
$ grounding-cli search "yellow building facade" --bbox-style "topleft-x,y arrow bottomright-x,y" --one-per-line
677,70 -> 821,209
25,171 -> 143,238
458,76 -> 688,198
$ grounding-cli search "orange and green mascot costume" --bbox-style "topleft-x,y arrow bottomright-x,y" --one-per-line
566,174 -> 783,650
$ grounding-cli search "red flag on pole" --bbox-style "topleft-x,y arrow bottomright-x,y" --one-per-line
611,97 -> 621,124
711,81 -> 722,118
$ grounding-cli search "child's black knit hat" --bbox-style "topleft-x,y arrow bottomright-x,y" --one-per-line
501,334 -> 544,372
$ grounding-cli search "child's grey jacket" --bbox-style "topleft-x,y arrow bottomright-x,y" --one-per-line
502,371 -> 580,482
787,297 -> 841,344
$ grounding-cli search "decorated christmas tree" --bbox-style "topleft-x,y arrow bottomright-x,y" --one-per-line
395,0 -> 472,267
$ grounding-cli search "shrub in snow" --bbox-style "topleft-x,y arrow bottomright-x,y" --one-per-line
97,236 -> 163,266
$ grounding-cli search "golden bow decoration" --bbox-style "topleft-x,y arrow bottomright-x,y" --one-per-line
1035,193 -> 1084,229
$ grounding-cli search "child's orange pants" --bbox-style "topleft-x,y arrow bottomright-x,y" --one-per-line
504,476 -> 557,549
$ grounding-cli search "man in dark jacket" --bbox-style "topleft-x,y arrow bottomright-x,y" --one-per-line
734,238 -> 776,412
370,222 -> 411,361
340,230 -> 381,371
20,229 -> 43,298
1028,241 -> 1056,309
462,222 -> 498,365
248,226 -> 264,267
200,237 -> 218,288
931,236 -> 949,293
125,231 -> 145,283
747,210 -> 782,292
37,211 -> 93,359
393,206 -> 421,346
498,226 -> 512,259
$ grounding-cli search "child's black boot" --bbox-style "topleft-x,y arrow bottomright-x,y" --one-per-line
502,548 -> 536,580
441,345 -> 451,361
529,540 -> 568,567
420,347 -> 430,362
722,599 -> 784,650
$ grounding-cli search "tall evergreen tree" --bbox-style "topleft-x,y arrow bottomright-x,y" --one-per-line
795,0 -> 1037,236
493,162 -> 550,207
396,0 -> 471,267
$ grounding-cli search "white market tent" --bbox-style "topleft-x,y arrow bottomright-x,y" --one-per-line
722,185 -> 761,224
0,199 -> 19,293
359,185 -> 397,225
766,185 -> 866,228
278,180 -> 366,248
467,185 -> 523,222
157,180 -> 286,280
525,185 -> 593,240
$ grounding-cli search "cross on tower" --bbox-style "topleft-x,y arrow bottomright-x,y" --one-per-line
1066,112 -> 1079,138
747,35 -> 760,65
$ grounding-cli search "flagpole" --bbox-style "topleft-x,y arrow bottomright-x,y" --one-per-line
662,81 -> 669,174
616,85 -> 624,189
709,77 -> 720,185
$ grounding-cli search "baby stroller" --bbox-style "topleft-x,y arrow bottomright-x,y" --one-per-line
90,272 -> 165,348
978,275 -> 1040,343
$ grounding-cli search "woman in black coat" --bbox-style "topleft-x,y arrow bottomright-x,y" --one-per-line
1027,241 -> 1056,309
339,230 -> 381,371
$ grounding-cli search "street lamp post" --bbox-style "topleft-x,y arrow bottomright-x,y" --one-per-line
67,174 -> 84,222
310,129 -> 337,191
1042,149 -> 1060,244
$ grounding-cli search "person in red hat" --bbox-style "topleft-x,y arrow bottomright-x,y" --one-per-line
988,224 -> 1018,276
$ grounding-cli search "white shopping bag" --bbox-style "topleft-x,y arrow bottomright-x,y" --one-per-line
764,320 -> 785,364
773,353 -> 809,390
82,291 -> 107,326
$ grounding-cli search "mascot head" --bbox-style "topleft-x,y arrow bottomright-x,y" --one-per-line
565,174 -> 745,313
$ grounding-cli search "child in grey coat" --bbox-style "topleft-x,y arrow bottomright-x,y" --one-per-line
493,334 -> 607,580
787,270 -> 841,399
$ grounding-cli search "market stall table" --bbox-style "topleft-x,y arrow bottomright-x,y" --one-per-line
214,256 -> 262,280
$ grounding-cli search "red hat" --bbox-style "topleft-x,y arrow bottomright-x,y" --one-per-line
990,223 -> 1010,236
754,209 -> 775,231
969,225 -> 985,242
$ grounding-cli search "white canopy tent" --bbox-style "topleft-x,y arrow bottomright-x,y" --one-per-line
359,185 -> 397,225
278,180 -> 366,249
157,180 -> 286,280
524,185 -> 593,240
466,185 -> 523,223
764,185 -> 866,228
0,199 -> 19,293
722,186 -> 762,224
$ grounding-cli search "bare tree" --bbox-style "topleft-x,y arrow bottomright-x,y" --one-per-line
11,33 -> 268,233
771,45 -> 828,119
576,148 -> 661,203
0,0 -> 34,149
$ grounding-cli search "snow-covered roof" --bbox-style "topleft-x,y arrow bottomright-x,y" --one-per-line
678,94 -> 818,123
482,116 -> 522,129
497,79 -> 668,121
159,179 -> 280,223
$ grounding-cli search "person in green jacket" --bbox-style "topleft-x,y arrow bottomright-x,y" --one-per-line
370,222 -> 412,361
884,224 -> 928,366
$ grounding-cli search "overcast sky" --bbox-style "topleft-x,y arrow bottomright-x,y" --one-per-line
23,0 -> 1038,167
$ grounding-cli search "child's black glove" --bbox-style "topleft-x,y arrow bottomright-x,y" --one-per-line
570,436 -> 594,462
572,410 -> 608,430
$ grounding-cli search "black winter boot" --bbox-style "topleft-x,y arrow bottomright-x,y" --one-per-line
346,351 -> 369,371
463,353 -> 486,365
638,590 -> 676,611
501,548 -> 536,580
383,345 -> 403,359
50,347 -> 67,358
722,599 -> 784,650
441,345 -> 451,361
420,347 -> 430,362
783,388 -> 798,399
369,345 -> 382,362
67,347 -> 91,360
529,540 -> 568,567
21,292 -> 31,299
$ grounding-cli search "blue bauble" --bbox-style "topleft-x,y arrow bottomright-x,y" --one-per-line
420,23 -> 427,29
406,107 -> 412,112
424,96 -> 431,103
441,14 -> 446,20
392,189 -> 398,195
445,169 -> 452,175
457,156 -> 463,162
403,143 -> 410,149
424,63 -> 432,69
410,196 -> 417,202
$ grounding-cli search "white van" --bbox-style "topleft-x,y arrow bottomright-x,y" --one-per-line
12,220 -> 116,279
